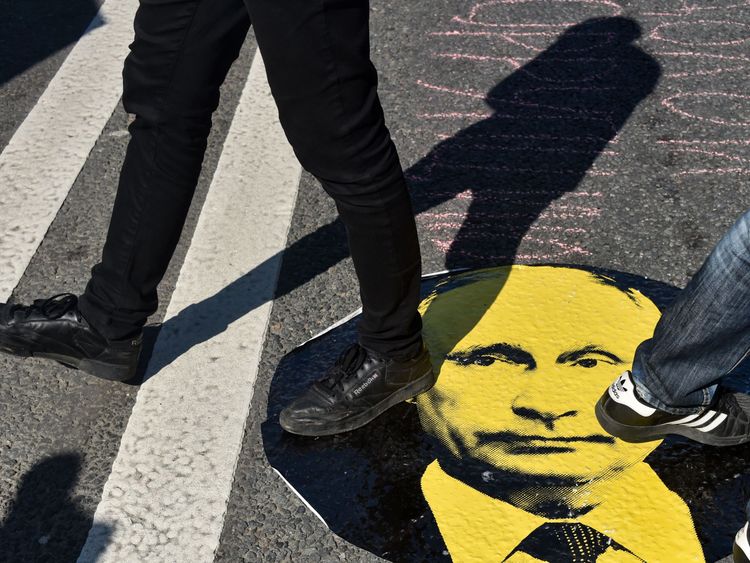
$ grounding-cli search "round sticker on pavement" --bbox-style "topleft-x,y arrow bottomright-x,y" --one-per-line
262,265 -> 750,562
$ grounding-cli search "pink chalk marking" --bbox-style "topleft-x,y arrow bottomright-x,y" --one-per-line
429,30 -> 533,36
422,222 -> 470,230
414,190 -> 603,200
418,112 -> 616,128
654,52 -> 750,63
437,55 -> 624,63
516,253 -> 582,259
662,92 -> 750,126
451,0 -> 622,28
416,80 -> 487,99
642,12 -> 688,16
656,50 -> 750,79
441,144 -> 618,156
499,31 -> 617,53
418,111 -> 493,119
667,66 -> 750,79
420,221 -> 589,235
434,132 -> 617,144
531,238 -> 592,254
417,80 -> 612,118
452,189 -> 474,199
553,204 -> 602,212
422,196 -> 601,207
426,31 -> 555,53
657,139 -> 750,146
412,188 -> 602,199
433,53 -> 623,84
519,66 -> 611,84
519,85 -> 620,93
435,52 -> 524,66
651,20 -> 750,47
420,206 -> 602,219
675,168 -> 750,176
430,239 -> 590,259
431,31 -> 572,53
429,30 -> 613,37
666,147 -> 750,164
450,18 -> 570,29
430,233 -> 591,253
432,49 -> 619,68
530,225 -> 589,233
643,2 -> 750,16
543,210 -> 603,218
420,161 -> 615,177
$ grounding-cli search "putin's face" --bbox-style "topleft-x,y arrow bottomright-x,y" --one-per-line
415,265 -> 660,482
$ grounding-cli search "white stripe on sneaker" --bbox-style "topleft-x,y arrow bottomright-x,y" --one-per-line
682,410 -> 718,427
697,412 -> 727,433
672,413 -> 701,424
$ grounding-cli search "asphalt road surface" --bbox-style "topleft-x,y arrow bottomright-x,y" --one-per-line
1,0 -> 749,561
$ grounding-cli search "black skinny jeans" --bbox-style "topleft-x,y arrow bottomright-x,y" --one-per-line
78,0 -> 423,360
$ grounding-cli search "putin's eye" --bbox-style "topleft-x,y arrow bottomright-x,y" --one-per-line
449,353 -> 522,368
473,356 -> 497,367
449,354 -> 498,367
571,355 -> 618,368
447,345 -> 536,369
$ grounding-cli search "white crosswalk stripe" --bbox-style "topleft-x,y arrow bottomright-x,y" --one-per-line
77,51 -> 301,562
0,0 -> 138,301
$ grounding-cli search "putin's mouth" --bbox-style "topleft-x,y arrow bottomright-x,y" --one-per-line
475,431 -> 616,454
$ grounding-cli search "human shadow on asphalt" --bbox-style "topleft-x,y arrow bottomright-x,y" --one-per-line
142,16 -> 661,379
0,453 -> 112,562
0,0 -> 102,87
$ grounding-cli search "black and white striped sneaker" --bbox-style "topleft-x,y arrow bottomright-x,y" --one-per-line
735,522 -> 750,563
595,371 -> 750,446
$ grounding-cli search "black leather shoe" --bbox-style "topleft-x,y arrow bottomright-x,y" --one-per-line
280,343 -> 435,436
0,293 -> 142,381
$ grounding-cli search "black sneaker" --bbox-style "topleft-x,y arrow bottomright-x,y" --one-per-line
279,343 -> 435,436
595,371 -> 750,446
735,522 -> 750,563
0,293 -> 141,381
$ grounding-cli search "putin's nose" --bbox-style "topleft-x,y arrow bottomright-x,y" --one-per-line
511,396 -> 577,431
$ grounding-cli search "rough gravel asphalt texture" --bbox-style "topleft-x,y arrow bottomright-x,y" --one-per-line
1,0 -> 749,561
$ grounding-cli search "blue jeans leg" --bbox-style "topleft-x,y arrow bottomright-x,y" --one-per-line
631,209 -> 750,414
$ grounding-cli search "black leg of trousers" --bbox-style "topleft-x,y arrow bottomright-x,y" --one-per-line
79,0 -> 251,339
80,0 -> 423,360
246,0 -> 423,359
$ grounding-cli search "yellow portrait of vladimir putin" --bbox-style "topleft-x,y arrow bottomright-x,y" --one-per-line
266,264 -> 720,562
415,265 -> 703,562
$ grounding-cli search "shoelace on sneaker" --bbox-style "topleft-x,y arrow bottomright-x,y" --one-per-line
12,293 -> 79,320
320,344 -> 368,394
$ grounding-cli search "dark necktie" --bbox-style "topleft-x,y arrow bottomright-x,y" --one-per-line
508,522 -> 637,562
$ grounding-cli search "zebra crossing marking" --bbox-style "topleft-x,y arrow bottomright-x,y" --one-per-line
77,50 -> 301,562
0,0 -> 138,300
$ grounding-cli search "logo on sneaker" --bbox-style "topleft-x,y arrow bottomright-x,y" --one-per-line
352,371 -> 380,397
607,371 -> 656,417
609,376 -> 627,401
616,376 -> 628,394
